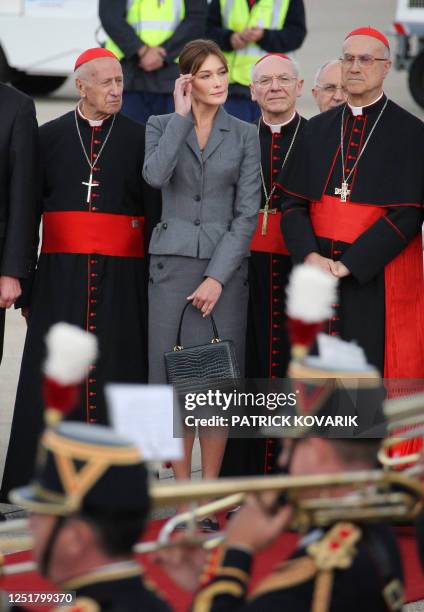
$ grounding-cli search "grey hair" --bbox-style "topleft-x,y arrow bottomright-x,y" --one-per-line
251,54 -> 301,83
381,45 -> 391,60
74,63 -> 92,82
313,59 -> 341,87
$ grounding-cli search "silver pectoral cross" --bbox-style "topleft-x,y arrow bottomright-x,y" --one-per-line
82,171 -> 99,204
335,181 -> 351,203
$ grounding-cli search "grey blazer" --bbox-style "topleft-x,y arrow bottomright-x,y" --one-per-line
143,106 -> 261,286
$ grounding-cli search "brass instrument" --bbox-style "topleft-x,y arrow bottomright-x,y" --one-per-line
379,391 -> 424,467
1,469 -> 423,575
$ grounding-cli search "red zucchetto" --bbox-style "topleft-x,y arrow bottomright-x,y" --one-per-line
255,53 -> 291,66
345,27 -> 390,50
74,48 -> 118,71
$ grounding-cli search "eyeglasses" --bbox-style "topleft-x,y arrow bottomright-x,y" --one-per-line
340,54 -> 388,67
254,75 -> 297,88
315,84 -> 348,95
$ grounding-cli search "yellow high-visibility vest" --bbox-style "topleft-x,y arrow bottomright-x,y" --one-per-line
220,0 -> 290,86
105,0 -> 185,61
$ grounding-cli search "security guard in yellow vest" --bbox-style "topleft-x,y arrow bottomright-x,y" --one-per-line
207,0 -> 306,121
99,0 -> 207,124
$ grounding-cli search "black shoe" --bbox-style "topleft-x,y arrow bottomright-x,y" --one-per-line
197,518 -> 220,532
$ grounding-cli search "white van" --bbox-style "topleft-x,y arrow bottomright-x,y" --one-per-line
0,0 -> 103,95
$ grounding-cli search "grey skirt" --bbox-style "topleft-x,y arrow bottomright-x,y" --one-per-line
148,255 -> 249,383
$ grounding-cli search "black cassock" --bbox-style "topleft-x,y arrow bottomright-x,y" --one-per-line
279,95 -> 424,377
1,110 -> 159,497
220,114 -> 307,477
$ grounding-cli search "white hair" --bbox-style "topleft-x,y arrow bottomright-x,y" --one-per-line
313,59 -> 341,87
251,54 -> 301,83
381,45 -> 391,60
74,62 -> 92,82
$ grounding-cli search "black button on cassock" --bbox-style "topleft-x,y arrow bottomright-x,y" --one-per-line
194,219 -> 201,226
194,195 -> 201,201
162,222 -> 168,229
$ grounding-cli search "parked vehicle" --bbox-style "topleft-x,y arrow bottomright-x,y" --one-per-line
393,0 -> 424,109
0,0 -> 102,95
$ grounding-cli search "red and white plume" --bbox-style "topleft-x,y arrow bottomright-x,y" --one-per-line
43,323 -> 98,424
286,264 -> 338,361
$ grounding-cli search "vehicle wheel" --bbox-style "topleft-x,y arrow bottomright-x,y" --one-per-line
408,50 -> 424,109
10,74 -> 67,96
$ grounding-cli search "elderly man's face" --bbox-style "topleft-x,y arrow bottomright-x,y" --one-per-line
77,57 -> 123,116
251,56 -> 303,117
341,35 -> 391,100
312,63 -> 347,112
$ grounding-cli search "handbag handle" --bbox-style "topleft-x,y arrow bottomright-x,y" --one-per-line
174,302 -> 221,351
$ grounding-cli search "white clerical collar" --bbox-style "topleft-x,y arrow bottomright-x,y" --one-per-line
77,103 -> 106,127
262,111 -> 297,133
348,92 -> 384,116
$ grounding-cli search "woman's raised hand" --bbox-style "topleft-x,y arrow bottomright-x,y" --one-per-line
174,74 -> 193,117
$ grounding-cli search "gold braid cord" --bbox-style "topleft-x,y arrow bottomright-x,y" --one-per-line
311,570 -> 334,612
308,522 -> 361,612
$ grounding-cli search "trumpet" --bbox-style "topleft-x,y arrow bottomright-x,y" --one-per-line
379,391 -> 424,467
1,469 -> 423,574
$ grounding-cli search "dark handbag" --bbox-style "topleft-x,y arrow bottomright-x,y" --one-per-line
164,303 -> 240,395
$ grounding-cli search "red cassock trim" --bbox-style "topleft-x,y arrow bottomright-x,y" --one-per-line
310,195 -> 424,378
41,211 -> 145,257
250,212 -> 289,255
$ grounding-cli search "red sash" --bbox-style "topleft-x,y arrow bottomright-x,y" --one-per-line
41,211 -> 145,258
250,211 -> 289,255
310,195 -> 424,378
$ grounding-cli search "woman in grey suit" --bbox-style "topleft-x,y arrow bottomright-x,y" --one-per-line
143,40 -> 261,524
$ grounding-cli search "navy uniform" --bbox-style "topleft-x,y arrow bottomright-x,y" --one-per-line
8,422 -> 171,612
52,563 -> 168,612
191,522 -> 404,611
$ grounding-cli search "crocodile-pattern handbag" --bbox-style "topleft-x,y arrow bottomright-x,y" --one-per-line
164,303 -> 240,395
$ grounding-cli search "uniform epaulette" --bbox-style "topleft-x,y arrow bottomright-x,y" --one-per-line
307,522 -> 361,570
53,596 -> 100,612
250,523 -> 361,606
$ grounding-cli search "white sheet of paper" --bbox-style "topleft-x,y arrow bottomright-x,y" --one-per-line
106,384 -> 183,461
305,333 -> 372,372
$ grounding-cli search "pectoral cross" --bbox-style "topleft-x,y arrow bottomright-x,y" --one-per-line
260,203 -> 278,235
82,171 -> 99,204
335,181 -> 351,203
